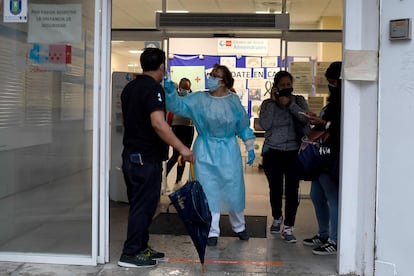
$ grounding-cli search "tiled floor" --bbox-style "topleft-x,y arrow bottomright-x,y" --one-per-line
0,165 -> 338,275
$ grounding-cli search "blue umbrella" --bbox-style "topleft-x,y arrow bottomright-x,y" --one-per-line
168,160 -> 211,273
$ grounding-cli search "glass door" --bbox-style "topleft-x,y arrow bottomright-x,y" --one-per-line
0,0 -> 109,265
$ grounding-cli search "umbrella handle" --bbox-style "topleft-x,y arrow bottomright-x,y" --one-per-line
178,156 -> 195,180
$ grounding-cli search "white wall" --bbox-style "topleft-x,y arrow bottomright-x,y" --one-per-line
340,0 -> 379,275
342,0 -> 414,275
375,1 -> 414,275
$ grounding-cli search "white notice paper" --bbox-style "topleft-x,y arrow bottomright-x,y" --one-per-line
28,4 -> 82,43
343,50 -> 378,81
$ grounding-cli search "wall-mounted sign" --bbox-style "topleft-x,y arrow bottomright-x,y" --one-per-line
3,0 -> 28,23
389,18 -> 412,41
343,50 -> 378,81
28,43 -> 72,72
290,61 -> 313,94
217,39 -> 268,55
28,4 -> 82,43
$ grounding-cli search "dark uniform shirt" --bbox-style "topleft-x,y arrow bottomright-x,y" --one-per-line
315,87 -> 341,179
121,74 -> 169,162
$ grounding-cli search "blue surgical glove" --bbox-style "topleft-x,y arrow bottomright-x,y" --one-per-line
247,150 -> 255,166
164,78 -> 177,95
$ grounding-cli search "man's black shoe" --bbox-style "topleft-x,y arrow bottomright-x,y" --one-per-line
118,253 -> 157,268
142,246 -> 165,260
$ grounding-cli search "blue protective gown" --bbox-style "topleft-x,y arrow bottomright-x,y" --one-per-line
166,90 -> 255,213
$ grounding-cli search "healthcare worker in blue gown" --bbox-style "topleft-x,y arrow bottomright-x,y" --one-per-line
164,64 -> 256,246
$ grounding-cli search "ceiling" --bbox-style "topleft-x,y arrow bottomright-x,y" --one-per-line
112,0 -> 342,30
111,0 -> 343,63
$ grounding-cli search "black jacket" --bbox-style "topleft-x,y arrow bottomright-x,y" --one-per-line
317,85 -> 341,179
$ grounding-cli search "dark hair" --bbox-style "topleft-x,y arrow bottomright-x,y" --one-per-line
179,77 -> 191,86
273,71 -> 293,87
325,61 -> 342,80
140,48 -> 165,71
213,64 -> 233,89
229,77 -> 235,89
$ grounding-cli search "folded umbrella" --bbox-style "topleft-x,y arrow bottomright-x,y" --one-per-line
168,159 -> 211,273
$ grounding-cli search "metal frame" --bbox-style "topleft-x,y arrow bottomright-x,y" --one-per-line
98,0 -> 112,264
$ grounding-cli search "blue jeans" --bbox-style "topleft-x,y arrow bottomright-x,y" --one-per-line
310,173 -> 339,243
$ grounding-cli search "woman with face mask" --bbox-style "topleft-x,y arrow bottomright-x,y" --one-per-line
258,70 -> 310,243
164,64 -> 256,246
166,78 -> 195,189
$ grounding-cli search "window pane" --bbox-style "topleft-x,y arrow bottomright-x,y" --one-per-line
0,0 -> 95,255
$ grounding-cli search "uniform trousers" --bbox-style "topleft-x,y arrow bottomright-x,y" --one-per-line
121,152 -> 162,255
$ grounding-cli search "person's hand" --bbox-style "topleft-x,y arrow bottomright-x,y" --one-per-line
180,148 -> 195,164
247,150 -> 255,166
300,111 -> 320,124
270,87 -> 277,101
164,79 -> 177,95
306,113 -> 325,126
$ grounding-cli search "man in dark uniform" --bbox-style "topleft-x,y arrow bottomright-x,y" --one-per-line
118,48 -> 195,268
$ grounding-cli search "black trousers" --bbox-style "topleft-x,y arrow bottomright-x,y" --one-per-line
262,148 -> 300,227
121,151 -> 162,255
166,125 -> 194,182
